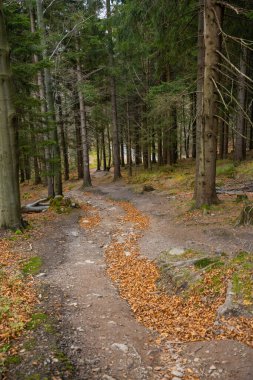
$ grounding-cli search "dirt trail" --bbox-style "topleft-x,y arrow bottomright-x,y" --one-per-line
6,171 -> 253,380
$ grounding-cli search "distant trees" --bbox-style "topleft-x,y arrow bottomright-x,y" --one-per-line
1,0 -> 253,227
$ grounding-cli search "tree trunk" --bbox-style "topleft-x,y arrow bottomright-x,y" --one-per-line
195,0 -> 222,207
106,0 -> 121,180
74,101 -> 83,179
234,46 -> 247,161
36,0 -> 63,196
126,100 -> 132,176
101,128 -> 107,171
76,39 -> 92,187
96,133 -> 101,171
191,93 -> 197,158
57,94 -> 69,181
0,2 -> 21,228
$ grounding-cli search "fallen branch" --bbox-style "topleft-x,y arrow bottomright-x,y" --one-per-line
21,198 -> 50,213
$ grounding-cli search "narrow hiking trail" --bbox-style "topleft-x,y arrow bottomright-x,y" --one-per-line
6,172 -> 253,380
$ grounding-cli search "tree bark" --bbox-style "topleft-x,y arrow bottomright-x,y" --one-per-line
76,39 -> 92,187
195,0 -> 222,207
56,94 -> 69,181
106,0 -> 121,180
234,46 -> 247,161
0,2 -> 21,228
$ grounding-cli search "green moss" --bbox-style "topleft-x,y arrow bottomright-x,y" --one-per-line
50,196 -> 72,214
5,355 -> 22,365
216,162 -> 235,178
54,350 -> 74,372
194,257 -> 217,269
27,313 -> 48,330
22,257 -> 42,275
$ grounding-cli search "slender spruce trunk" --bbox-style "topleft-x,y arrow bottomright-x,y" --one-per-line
76,39 -> 92,187
234,46 -> 247,161
195,0 -> 222,207
56,94 -> 69,181
106,0 -> 121,180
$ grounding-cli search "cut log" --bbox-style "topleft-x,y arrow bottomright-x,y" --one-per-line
21,198 -> 50,213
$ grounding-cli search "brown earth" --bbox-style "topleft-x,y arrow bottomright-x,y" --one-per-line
4,170 -> 253,380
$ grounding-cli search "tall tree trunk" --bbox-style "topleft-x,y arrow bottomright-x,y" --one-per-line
74,101 -> 83,179
250,102 -> 253,150
195,0 -> 222,207
57,94 -> 69,181
101,128 -> 107,171
170,107 -> 178,164
191,93 -> 197,158
106,0 -> 121,180
96,133 -> 101,171
30,7 -> 53,192
107,125 -> 112,170
126,100 -> 132,176
36,0 -> 62,196
0,2 -> 21,228
76,39 -> 92,187
157,125 -> 163,165
234,46 -> 247,161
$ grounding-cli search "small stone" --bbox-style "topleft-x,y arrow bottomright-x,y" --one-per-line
171,370 -> 183,377
85,260 -> 95,264
169,248 -> 185,255
124,251 -> 131,256
210,365 -> 216,371
102,375 -> 116,380
36,273 -> 46,278
172,377 -> 182,380
111,343 -> 128,353
52,358 -> 59,363
70,231 -> 79,237
193,358 -> 200,362
76,327 -> 84,331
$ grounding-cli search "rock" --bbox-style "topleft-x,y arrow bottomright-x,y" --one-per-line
111,343 -> 129,353
102,375 -> 116,380
70,231 -> 79,237
171,370 -> 184,377
210,365 -> 216,371
172,377 -> 182,380
143,184 -> 155,192
169,248 -> 185,256
124,251 -> 131,257
85,260 -> 95,264
36,273 -> 46,278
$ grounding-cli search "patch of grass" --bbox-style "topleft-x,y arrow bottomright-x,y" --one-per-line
23,339 -> 36,350
194,257 -> 219,269
5,355 -> 22,365
216,162 -> 235,178
54,350 -> 74,372
27,313 -> 48,330
25,375 -> 48,380
22,257 -> 42,275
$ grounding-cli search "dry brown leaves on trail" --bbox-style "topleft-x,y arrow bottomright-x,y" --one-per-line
79,202 -> 101,230
105,201 -> 253,348
0,240 -> 37,354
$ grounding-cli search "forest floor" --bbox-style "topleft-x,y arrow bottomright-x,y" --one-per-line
1,159 -> 253,380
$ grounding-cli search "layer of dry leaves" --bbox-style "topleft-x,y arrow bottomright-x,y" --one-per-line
105,201 -> 253,348
0,240 -> 37,356
79,202 -> 101,230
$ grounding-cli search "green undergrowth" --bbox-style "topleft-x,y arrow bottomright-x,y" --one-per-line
157,249 -> 253,309
50,196 -> 73,214
22,256 -> 42,275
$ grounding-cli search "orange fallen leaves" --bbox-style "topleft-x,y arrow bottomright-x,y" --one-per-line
0,240 -> 37,349
79,203 -> 101,230
105,201 -> 253,348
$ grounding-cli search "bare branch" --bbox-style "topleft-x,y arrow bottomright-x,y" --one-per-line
216,50 -> 253,84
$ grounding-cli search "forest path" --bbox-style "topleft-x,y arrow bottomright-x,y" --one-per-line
34,181 -> 166,380
9,172 -> 253,380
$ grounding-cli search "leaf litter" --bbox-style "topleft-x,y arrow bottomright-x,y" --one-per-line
105,200 -> 253,348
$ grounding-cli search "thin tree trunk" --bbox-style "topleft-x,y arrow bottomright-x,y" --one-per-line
234,46 -> 247,161
106,0 -> 121,180
192,93 -> 197,159
76,40 -> 92,187
96,133 -> 101,171
57,94 -> 69,181
0,2 -> 21,228
195,0 -> 222,207
126,100 -> 132,176
101,128 -> 107,171
74,101 -> 84,179
107,125 -> 112,170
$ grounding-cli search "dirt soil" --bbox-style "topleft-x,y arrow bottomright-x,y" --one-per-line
5,171 -> 253,380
